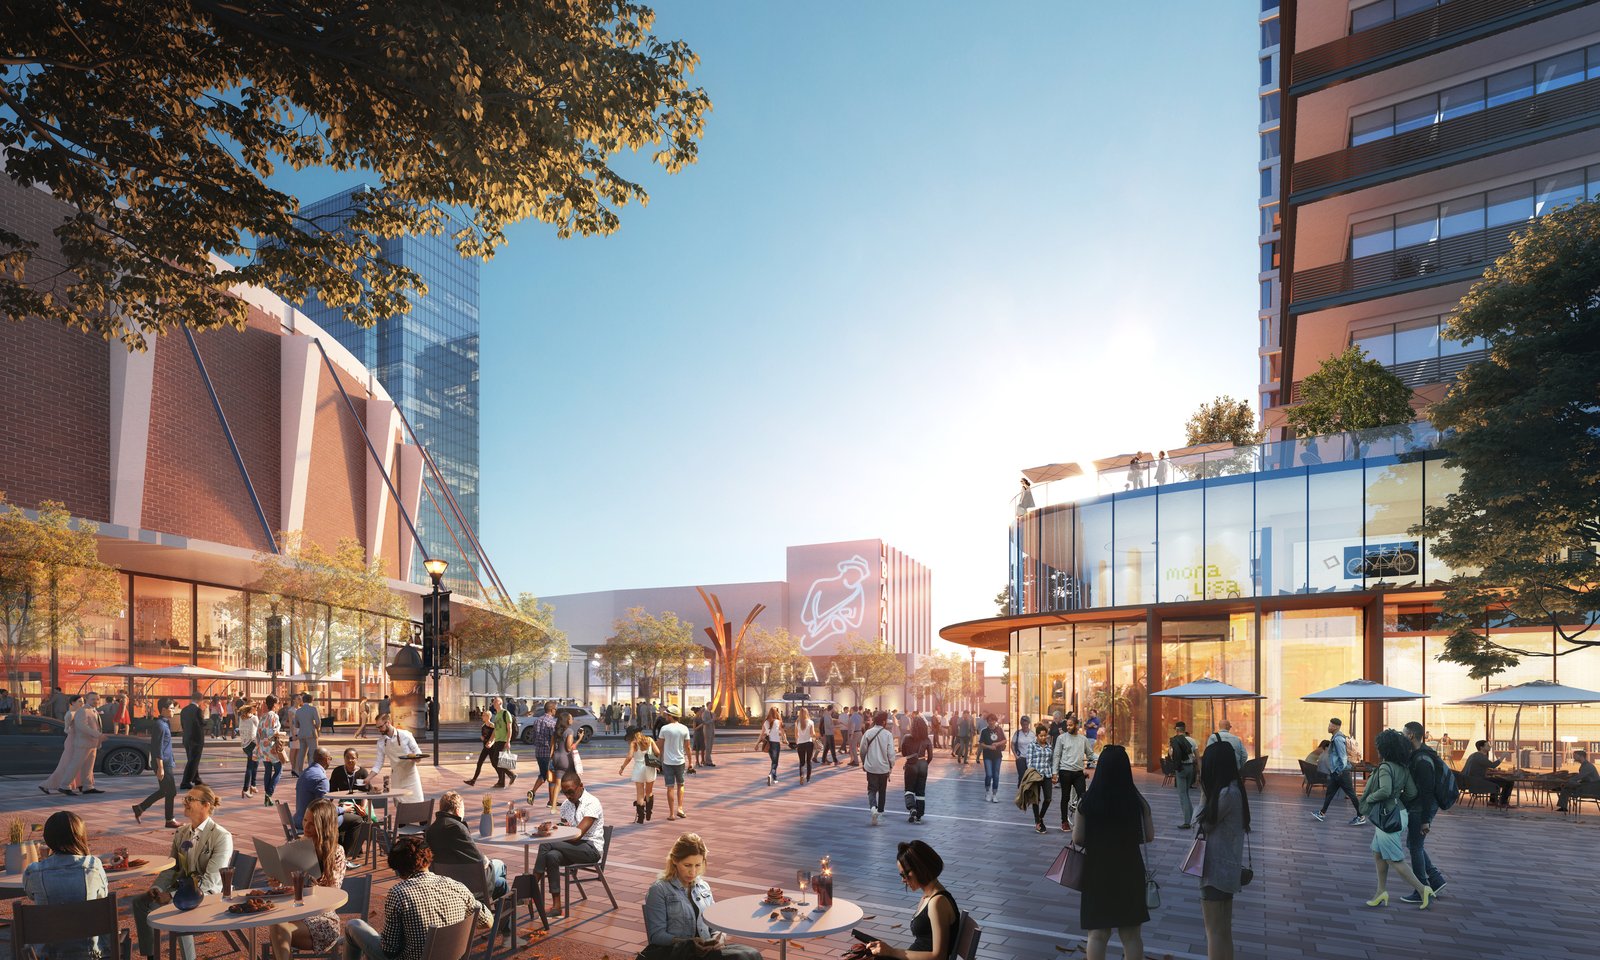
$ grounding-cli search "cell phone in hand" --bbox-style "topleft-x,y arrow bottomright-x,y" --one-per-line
851,929 -> 875,944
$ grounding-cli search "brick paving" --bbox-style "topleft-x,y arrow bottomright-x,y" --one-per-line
3,740 -> 1596,959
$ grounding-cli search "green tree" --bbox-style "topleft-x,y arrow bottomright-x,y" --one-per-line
600,607 -> 703,706
1184,395 -> 1263,446
911,651 -> 976,711
452,593 -> 568,695
248,533 -> 395,680
1286,346 -> 1415,439
835,634 -> 906,709
1419,200 -> 1600,678
0,495 -> 122,690
994,584 -> 1012,617
737,626 -> 808,716
1,1 -> 710,347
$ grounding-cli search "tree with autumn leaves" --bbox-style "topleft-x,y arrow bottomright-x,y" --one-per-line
248,533 -> 404,681
451,593 -> 568,695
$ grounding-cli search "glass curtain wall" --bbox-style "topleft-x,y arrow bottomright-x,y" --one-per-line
1011,620 -> 1150,765
1158,616 -> 1258,757
1262,608 -> 1362,768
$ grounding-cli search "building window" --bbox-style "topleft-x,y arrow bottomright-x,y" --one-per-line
1260,167 -> 1275,199
1351,0 -> 1449,33
1260,129 -> 1280,160
1260,279 -> 1274,310
1261,55 -> 1275,87
1261,241 -> 1279,273
1260,203 -> 1280,235
1261,18 -> 1280,48
1260,92 -> 1280,124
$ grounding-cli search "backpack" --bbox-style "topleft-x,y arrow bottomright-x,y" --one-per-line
1170,734 -> 1193,765
1426,749 -> 1460,810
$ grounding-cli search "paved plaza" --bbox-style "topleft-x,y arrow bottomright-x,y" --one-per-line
3,736 -> 1596,960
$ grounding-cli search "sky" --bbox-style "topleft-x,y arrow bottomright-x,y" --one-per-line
277,3 -> 1262,654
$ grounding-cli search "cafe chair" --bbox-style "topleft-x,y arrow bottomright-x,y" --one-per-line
1460,774 -> 1504,809
13,893 -> 131,960
1240,756 -> 1269,793
422,915 -> 476,960
1159,757 -> 1175,788
511,873 -> 550,932
277,874 -> 373,960
347,819 -> 380,871
387,799 -> 435,849
953,910 -> 982,960
562,826 -> 617,913
433,862 -> 519,960
221,853 -> 259,953
276,801 -> 301,842
1298,760 -> 1329,796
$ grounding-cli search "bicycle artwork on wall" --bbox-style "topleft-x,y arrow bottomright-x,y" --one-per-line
1342,541 -> 1420,580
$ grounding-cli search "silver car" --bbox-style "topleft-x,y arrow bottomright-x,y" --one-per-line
517,705 -> 599,744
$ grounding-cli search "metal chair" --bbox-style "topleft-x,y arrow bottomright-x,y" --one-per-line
1298,760 -> 1329,796
231,852 -> 258,890
562,826 -> 617,913
953,909 -> 982,960
434,861 -> 519,960
1159,757 -> 1175,788
387,800 -> 435,849
283,874 -> 373,960
1239,756 -> 1268,793
421,915 -> 475,960
276,801 -> 301,841
13,893 -> 131,960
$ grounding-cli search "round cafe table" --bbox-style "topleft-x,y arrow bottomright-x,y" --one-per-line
148,886 -> 347,960
704,893 -> 864,960
0,858 -> 173,890
479,824 -> 582,874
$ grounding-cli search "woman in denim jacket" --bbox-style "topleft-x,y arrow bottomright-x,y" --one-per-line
639,833 -> 760,960
22,811 -> 109,960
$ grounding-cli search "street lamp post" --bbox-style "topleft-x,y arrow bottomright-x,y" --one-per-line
423,558 -> 449,767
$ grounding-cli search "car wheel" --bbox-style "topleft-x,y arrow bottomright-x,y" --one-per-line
102,747 -> 145,777
521,726 -> 535,745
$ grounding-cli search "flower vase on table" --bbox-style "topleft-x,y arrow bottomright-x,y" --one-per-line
172,875 -> 203,911
480,796 -> 495,838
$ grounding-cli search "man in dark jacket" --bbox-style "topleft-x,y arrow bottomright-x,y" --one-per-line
424,790 -> 507,896
179,695 -> 205,789
1401,722 -> 1447,901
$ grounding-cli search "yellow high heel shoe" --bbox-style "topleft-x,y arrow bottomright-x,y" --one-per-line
1365,892 -> 1389,907
1416,886 -> 1434,910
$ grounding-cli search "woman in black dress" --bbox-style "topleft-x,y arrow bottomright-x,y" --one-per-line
867,840 -> 959,960
1071,744 -> 1153,960
900,717 -> 934,823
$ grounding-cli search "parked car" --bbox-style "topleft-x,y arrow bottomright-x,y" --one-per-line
0,714 -> 150,776
517,704 -> 600,744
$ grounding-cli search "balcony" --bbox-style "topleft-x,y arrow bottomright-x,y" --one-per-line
1290,221 -> 1521,311
1289,0 -> 1593,93
1288,349 -> 1487,401
1292,73 -> 1600,201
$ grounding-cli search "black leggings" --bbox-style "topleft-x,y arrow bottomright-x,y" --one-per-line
796,742 -> 814,779
1032,780 -> 1054,824
903,759 -> 928,818
866,771 -> 890,814
1321,769 -> 1359,814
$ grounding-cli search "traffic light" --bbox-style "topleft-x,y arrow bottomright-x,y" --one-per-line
421,590 -> 452,673
265,615 -> 284,673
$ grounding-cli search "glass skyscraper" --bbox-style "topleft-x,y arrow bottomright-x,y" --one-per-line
297,185 -> 481,593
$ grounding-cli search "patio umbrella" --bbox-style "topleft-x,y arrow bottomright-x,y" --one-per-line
68,663 -> 152,694
144,664 -> 232,679
1151,677 -> 1263,746
1021,463 -> 1085,484
281,670 -> 345,684
1302,678 -> 1426,761
1450,680 -> 1600,768
1092,451 -> 1154,471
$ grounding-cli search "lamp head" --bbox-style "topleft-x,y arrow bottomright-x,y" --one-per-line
423,558 -> 449,584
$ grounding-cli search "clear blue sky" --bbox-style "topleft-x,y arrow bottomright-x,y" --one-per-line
280,3 -> 1261,644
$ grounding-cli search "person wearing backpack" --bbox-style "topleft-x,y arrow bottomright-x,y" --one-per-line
1401,722 -> 1449,901
1357,729 -> 1432,909
1168,721 -> 1200,829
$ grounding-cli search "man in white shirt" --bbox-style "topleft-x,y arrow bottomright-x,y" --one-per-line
860,710 -> 897,826
535,772 -> 605,920
1049,715 -> 1095,829
1208,718 -> 1248,769
655,707 -> 691,820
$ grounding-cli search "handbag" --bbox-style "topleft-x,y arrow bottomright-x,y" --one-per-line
756,735 -> 770,752
1045,843 -> 1087,891
1180,832 -> 1206,878
1145,871 -> 1161,910
1239,831 -> 1254,887
644,752 -> 663,769
494,750 -> 519,772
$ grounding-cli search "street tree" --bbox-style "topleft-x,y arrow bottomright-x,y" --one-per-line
835,634 -> 906,709
1184,395 -> 1263,446
1,1 -> 711,348
994,584 -> 1012,617
452,593 -> 568,696
249,533 -> 393,680
0,495 -> 122,691
1285,346 -> 1415,438
737,625 -> 808,716
911,651 -> 976,712
1419,199 -> 1600,678
601,607 -> 704,707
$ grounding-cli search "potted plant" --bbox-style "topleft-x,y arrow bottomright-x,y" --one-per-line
4,818 -> 35,873
479,795 -> 494,838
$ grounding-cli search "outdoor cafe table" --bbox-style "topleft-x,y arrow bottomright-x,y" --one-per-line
479,824 -> 583,874
704,892 -> 864,960
0,858 -> 173,890
148,885 -> 346,960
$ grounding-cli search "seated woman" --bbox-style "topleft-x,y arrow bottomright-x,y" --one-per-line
270,798 -> 346,960
22,811 -> 109,960
1305,741 -> 1331,773
867,840 -> 959,960
639,833 -> 761,960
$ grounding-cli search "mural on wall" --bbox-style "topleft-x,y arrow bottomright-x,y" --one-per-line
797,555 -> 871,652
787,542 -> 884,655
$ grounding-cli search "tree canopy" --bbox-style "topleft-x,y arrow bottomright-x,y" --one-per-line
452,592 -> 568,694
834,634 -> 905,708
1285,346 -> 1415,438
1184,395 -> 1263,446
737,625 -> 808,711
248,532 -> 404,678
1,1 -> 710,347
596,607 -> 704,702
1420,200 -> 1600,678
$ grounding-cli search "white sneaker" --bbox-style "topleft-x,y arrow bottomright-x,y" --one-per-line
871,810 -> 881,826
990,792 -> 999,803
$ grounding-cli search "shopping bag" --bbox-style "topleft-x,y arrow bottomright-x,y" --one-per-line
1045,844 -> 1087,891
1181,833 -> 1206,878
495,750 -> 519,772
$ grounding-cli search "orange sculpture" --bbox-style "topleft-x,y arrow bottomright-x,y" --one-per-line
697,587 -> 764,723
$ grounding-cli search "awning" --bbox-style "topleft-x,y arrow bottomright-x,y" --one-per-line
1092,451 -> 1154,471
1021,463 -> 1085,484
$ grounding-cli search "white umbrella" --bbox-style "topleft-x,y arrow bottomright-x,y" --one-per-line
281,670 -> 345,684
68,663 -> 151,694
1451,680 -> 1600,768
144,664 -> 232,679
1303,678 -> 1426,762
1152,677 -> 1263,750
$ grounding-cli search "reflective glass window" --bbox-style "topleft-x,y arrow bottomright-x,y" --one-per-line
1261,203 -> 1280,235
1351,216 -> 1394,258
1438,79 -> 1486,121
1074,624 -> 1111,723
1353,326 -> 1395,365
1113,493 -> 1157,606
1261,56 -> 1274,87
1439,195 -> 1484,238
1536,50 -> 1585,93
1537,171 -> 1585,216
1557,644 -> 1600,759
1394,206 -> 1439,249
1261,241 -> 1277,273
1351,1 -> 1393,32
1076,500 -> 1113,610
1015,633 -> 1042,721
1261,18 -> 1280,47
1350,109 -> 1394,146
1157,486 -> 1205,603
1261,608 -> 1362,769
1261,129 -> 1280,160
1042,626 -> 1071,717
134,577 -> 197,707
1382,633 -> 1425,732
1393,95 -> 1437,135
1260,92 -> 1280,124
1394,317 -> 1439,364
1486,182 -> 1533,227
1205,479 -> 1255,599
1255,471 -> 1307,595
1260,279 -> 1273,310
1395,0 -> 1436,14
1423,459 -> 1471,583
1486,66 -> 1534,108
1261,167 -> 1274,199
1363,460 -> 1424,589
1589,163 -> 1600,200
1438,314 -> 1485,354
1113,620 -> 1150,764
1307,468 -> 1364,593
1589,43 -> 1600,81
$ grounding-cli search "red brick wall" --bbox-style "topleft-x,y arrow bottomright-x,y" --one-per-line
0,179 -> 111,521
301,362 -> 368,553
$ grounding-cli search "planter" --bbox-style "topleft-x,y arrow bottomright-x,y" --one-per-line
172,875 -> 203,911
4,841 -> 34,874
479,812 -> 493,838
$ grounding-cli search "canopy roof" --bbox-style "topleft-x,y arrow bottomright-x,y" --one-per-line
1302,679 -> 1426,703
1021,462 -> 1085,484
1092,451 -> 1154,471
1150,677 -> 1262,700
1450,679 -> 1600,706
143,664 -> 232,680
68,665 -> 150,677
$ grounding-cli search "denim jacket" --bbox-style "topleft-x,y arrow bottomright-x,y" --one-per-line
643,876 -> 714,946
22,854 -> 109,959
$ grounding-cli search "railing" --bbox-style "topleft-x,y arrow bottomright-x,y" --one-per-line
1293,73 -> 1600,195
1290,0 -> 1584,89
1288,349 -> 1487,401
1291,222 -> 1522,305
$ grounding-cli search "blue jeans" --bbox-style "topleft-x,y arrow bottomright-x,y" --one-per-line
982,753 -> 1001,792
263,760 -> 283,797
1176,766 -> 1195,825
344,919 -> 384,960
243,742 -> 258,790
489,858 -> 508,897
1406,812 -> 1445,888
768,742 -> 781,778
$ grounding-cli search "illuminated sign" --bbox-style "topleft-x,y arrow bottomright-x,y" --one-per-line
796,553 -> 872,652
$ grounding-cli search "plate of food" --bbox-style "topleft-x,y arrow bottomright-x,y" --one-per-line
399,754 -> 426,761
760,887 -> 792,907
246,887 -> 292,898
228,898 -> 276,915
107,858 -> 149,872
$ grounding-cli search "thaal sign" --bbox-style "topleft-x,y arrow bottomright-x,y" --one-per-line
798,555 -> 871,652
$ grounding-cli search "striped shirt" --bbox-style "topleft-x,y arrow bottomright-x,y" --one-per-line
1025,741 -> 1055,773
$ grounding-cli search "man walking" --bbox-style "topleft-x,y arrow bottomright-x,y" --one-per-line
1208,718 -> 1248,768
293,692 -> 321,776
179,694 -> 205,789
818,706 -> 839,766
1050,714 -> 1094,827
656,707 -> 691,820
699,703 -> 717,767
1168,721 -> 1199,829
132,698 -> 180,827
1313,717 -> 1365,825
860,710 -> 896,826
1401,721 -> 1448,901
73,691 -> 107,793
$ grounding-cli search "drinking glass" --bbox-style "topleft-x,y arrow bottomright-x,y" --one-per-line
797,870 -> 811,907
289,869 -> 305,905
219,866 -> 235,900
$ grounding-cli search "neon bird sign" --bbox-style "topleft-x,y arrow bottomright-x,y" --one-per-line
798,555 -> 871,652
